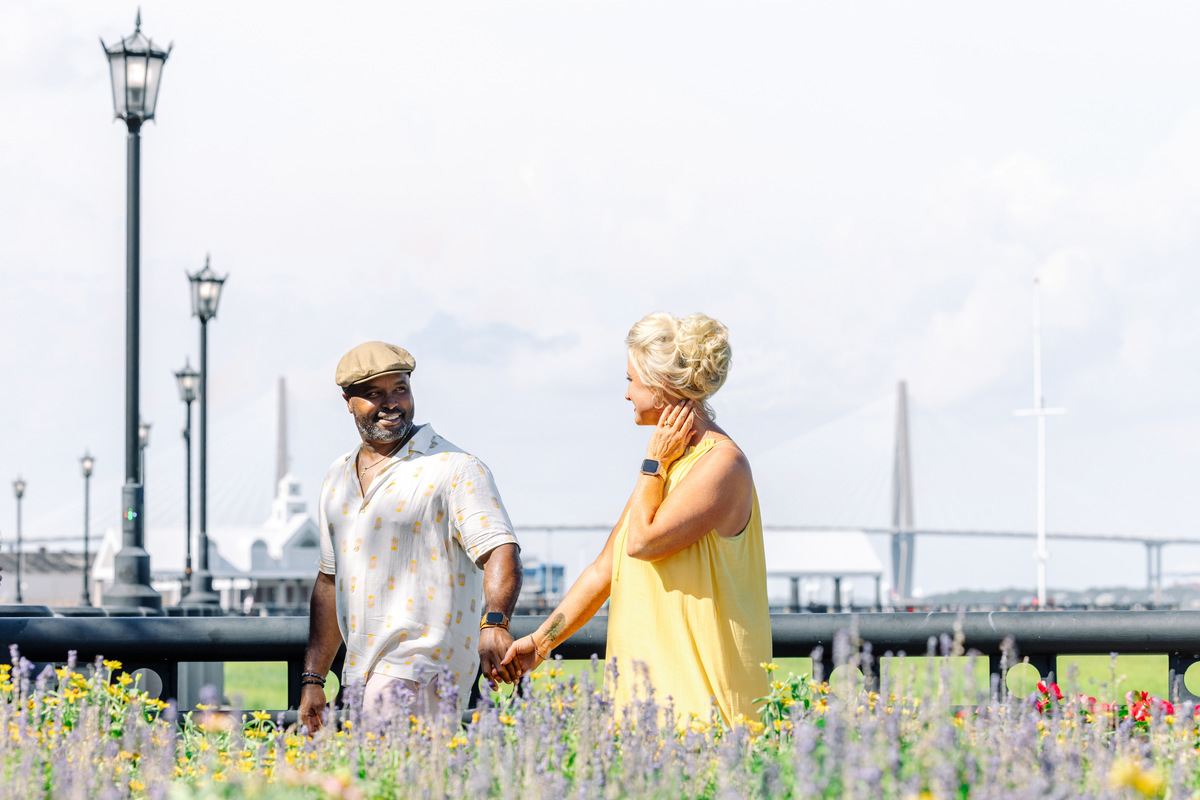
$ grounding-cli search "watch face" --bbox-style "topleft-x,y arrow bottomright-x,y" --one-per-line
485,611 -> 506,625
641,459 -> 660,475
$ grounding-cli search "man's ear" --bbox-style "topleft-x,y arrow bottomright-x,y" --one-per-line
342,392 -> 353,411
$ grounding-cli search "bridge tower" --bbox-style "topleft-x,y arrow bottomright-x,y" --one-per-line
891,380 -> 916,602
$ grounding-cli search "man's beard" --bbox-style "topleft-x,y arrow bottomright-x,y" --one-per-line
355,409 -> 414,444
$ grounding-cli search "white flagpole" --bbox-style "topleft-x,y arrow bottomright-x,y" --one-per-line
1014,277 -> 1066,608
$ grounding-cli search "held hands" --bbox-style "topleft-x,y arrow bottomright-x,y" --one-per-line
499,634 -> 545,680
646,399 -> 697,472
479,626 -> 521,685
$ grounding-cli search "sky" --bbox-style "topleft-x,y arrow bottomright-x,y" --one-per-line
4,1 -> 1200,598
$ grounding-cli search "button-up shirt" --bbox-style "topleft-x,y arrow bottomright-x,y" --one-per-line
318,424 -> 518,703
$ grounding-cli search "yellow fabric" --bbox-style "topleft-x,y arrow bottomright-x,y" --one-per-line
607,438 -> 771,725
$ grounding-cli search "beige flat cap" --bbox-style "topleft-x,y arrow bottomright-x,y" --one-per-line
335,341 -> 416,388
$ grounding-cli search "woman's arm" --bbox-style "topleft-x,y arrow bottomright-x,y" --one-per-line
501,496 -> 631,675
623,401 -> 754,562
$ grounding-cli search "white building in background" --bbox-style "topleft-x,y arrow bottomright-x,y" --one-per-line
92,378 -> 322,613
91,472 -> 321,613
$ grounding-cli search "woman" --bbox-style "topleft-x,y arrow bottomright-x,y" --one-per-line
502,312 -> 771,724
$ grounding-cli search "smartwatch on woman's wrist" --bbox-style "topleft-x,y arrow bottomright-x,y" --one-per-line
640,458 -> 662,477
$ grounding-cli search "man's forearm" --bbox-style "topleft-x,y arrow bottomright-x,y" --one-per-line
481,543 -> 522,615
304,572 -> 343,674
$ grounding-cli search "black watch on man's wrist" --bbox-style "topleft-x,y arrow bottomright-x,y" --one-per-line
480,611 -> 510,630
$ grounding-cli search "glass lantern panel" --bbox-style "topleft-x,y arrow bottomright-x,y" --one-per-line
143,56 -> 165,119
108,55 -> 128,117
125,54 -> 149,117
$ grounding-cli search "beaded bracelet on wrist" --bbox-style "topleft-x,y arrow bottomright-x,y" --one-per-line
300,678 -> 325,687
300,671 -> 327,683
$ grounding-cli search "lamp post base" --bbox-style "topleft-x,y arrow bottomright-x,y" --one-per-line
180,570 -> 221,608
104,484 -> 163,611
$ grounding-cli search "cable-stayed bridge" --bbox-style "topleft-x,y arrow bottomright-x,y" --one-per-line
12,379 -> 1199,603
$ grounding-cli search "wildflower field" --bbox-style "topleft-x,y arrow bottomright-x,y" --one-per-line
3,634 -> 1200,799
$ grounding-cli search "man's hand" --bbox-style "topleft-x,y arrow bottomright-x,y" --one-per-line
479,626 -> 520,684
298,684 -> 328,733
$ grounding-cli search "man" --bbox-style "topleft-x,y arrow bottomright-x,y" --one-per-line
299,341 -> 522,731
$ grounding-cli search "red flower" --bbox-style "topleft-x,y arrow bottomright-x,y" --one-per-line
1036,681 -> 1048,695
1049,682 -> 1063,700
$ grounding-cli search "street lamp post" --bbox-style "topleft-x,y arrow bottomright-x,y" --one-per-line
12,478 -> 25,604
183,256 -> 226,608
101,12 -> 171,611
80,454 -> 95,606
175,361 -> 199,598
138,419 -> 151,486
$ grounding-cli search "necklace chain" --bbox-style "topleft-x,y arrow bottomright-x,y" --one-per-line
358,438 -> 405,479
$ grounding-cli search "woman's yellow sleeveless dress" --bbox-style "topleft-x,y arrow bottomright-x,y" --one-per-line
607,438 -> 771,725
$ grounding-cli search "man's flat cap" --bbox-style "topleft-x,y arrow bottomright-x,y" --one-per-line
335,342 -> 416,388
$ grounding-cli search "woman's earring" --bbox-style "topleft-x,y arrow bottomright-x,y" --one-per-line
652,397 -> 664,410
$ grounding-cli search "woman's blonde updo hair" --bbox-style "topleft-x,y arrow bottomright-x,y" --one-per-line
626,312 -> 731,419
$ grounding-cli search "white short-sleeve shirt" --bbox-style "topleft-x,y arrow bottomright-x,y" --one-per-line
318,424 -> 518,703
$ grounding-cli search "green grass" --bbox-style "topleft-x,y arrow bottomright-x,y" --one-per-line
222,654 -> 1173,711
223,662 -> 340,710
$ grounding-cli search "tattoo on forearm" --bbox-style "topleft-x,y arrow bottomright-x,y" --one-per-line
544,613 -> 566,642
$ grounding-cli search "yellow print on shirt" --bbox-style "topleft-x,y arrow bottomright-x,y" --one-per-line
427,585 -> 436,600
395,500 -> 406,513
435,509 -> 445,523
374,517 -> 382,531
411,467 -> 423,477
342,502 -> 349,515
350,614 -> 356,632
408,560 -> 418,574
412,521 -> 421,535
447,647 -> 454,660
388,575 -> 396,589
465,635 -> 471,649
465,481 -> 475,495
455,610 -> 462,623
430,546 -> 438,562
432,649 -> 441,661
470,598 -> 476,612
350,576 -> 357,593
444,612 -> 452,626
421,624 -> 431,637
386,615 -> 393,628
390,536 -> 399,551
338,578 -> 344,592
479,515 -> 489,529
406,597 -> 414,613
353,538 -> 362,552
458,573 -> 466,587
367,633 -> 374,643
367,595 -> 376,609
423,484 -> 434,497
491,496 -> 499,509
368,556 -> 378,570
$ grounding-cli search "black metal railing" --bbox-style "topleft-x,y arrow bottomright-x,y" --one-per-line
2,610 -> 1199,711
